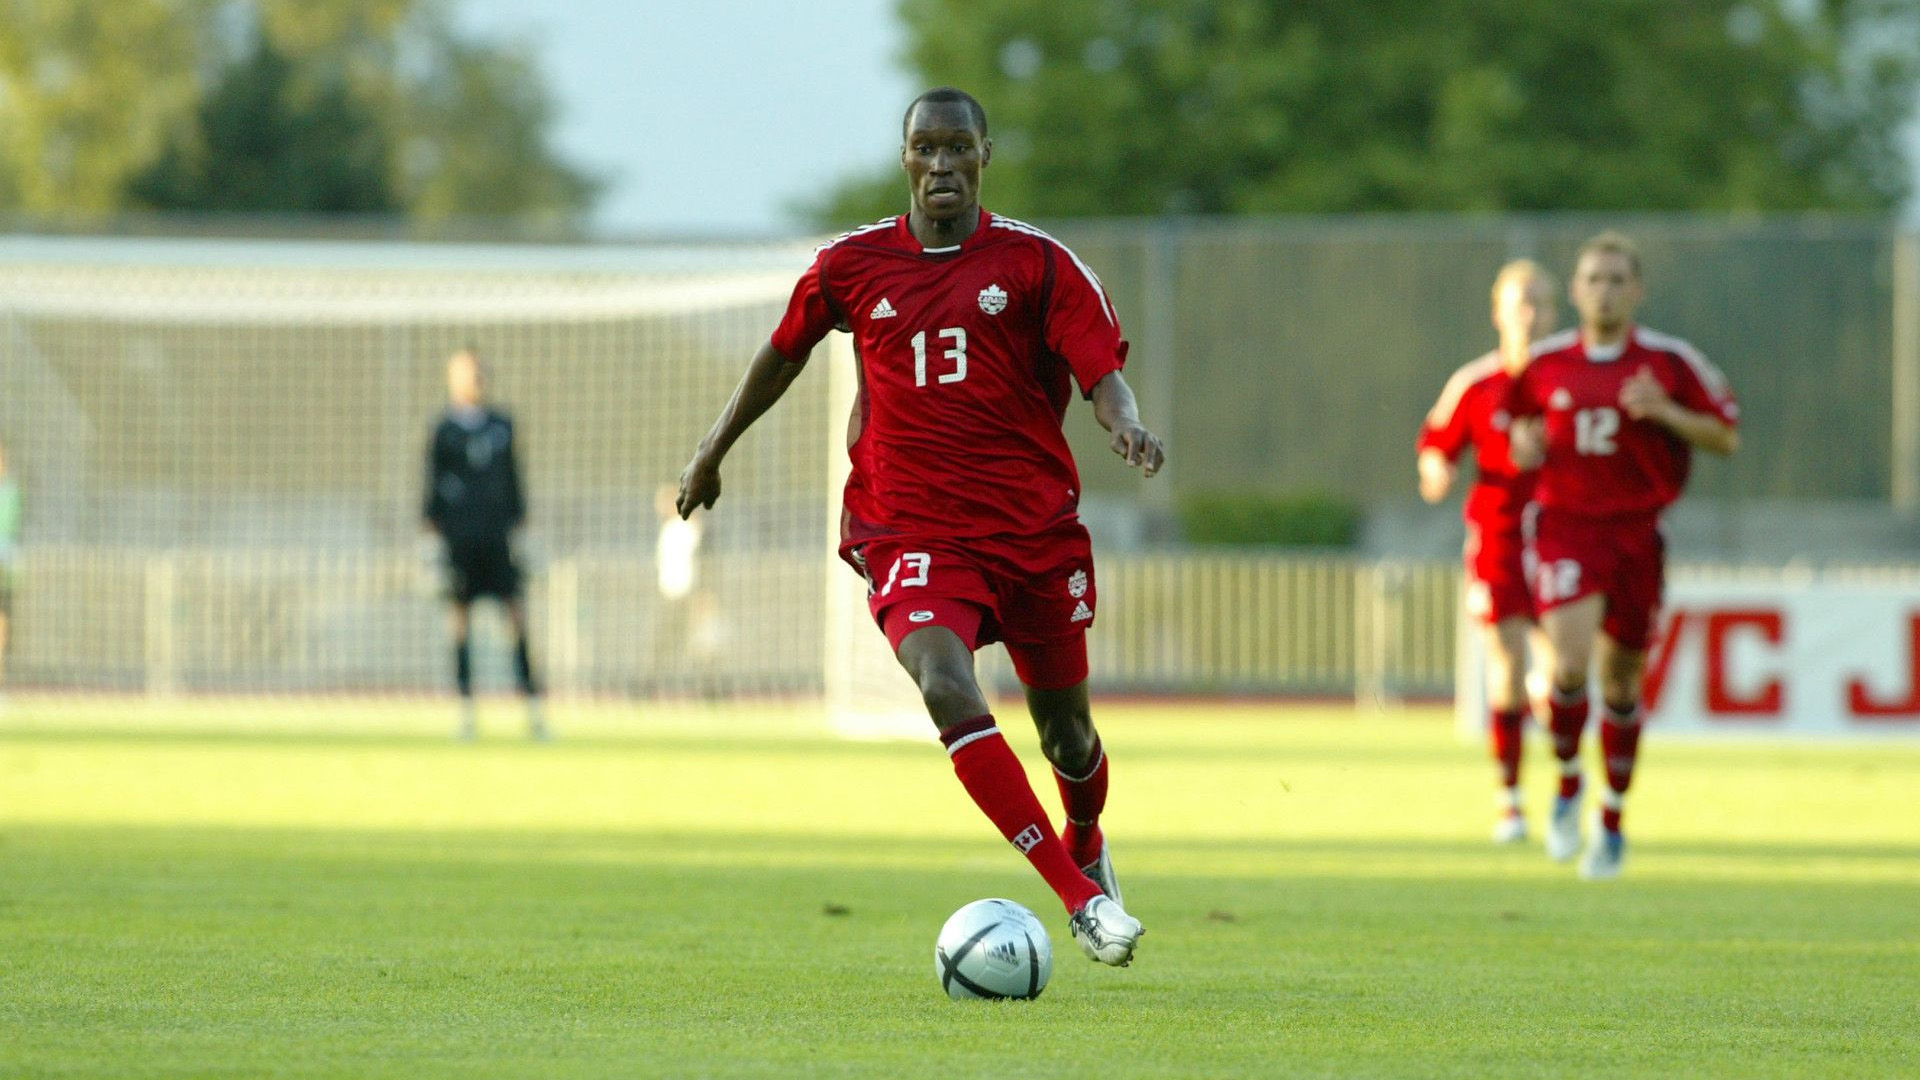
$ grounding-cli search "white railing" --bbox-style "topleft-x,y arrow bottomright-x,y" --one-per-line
32,547 -> 1917,700
11,545 -> 1463,698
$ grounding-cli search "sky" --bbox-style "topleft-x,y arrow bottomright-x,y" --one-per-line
456,0 -> 914,239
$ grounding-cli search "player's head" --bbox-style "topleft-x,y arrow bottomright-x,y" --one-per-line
1570,231 -> 1645,336
901,87 -> 991,223
446,347 -> 486,407
1490,259 -> 1557,344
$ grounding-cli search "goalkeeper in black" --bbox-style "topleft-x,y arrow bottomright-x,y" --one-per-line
423,347 -> 546,740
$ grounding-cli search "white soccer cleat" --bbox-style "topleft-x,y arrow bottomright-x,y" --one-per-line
1580,822 -> 1626,881
1491,811 -> 1528,845
1546,793 -> 1583,862
1069,894 -> 1143,967
1080,838 -> 1123,907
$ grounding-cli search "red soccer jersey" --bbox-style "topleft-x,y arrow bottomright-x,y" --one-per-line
770,210 -> 1128,544
1507,326 -> 1739,516
1417,351 -> 1536,531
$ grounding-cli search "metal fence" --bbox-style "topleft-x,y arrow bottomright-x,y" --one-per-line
1047,216 -> 1919,512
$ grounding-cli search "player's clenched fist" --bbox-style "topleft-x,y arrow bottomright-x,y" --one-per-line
1108,422 -> 1165,478
677,456 -> 721,519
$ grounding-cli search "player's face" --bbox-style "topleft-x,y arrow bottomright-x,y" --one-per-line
1570,251 -> 1643,334
901,102 -> 989,222
1493,274 -> 1556,343
447,354 -> 484,407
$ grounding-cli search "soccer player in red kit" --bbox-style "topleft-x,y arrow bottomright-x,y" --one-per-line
1418,259 -> 1557,844
677,87 -> 1163,965
1508,232 -> 1739,879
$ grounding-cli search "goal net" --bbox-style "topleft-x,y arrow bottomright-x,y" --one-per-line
0,236 -> 923,732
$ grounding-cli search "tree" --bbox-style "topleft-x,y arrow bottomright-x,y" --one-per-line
0,0 -> 212,216
0,0 -> 596,225
129,29 -> 398,213
812,0 -> 1920,223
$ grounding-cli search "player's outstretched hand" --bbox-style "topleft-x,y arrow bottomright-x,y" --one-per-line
1618,365 -> 1671,422
677,456 -> 722,519
1109,422 -> 1166,478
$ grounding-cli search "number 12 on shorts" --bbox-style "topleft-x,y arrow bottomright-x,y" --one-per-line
879,552 -> 930,597
1537,558 -> 1581,604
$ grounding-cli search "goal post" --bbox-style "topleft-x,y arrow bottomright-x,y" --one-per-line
0,236 -> 917,731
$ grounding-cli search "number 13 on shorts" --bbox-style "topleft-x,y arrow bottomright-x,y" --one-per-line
878,552 -> 931,597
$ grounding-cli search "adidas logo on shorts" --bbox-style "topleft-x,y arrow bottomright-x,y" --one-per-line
1070,600 -> 1093,623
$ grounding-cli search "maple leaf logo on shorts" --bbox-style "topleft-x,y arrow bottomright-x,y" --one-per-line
1067,569 -> 1088,598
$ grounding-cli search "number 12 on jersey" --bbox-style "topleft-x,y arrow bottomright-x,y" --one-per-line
1574,407 -> 1619,456
911,328 -> 967,387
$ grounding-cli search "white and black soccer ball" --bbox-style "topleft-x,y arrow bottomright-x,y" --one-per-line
934,898 -> 1052,1000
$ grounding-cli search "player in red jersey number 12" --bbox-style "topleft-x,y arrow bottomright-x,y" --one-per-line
676,88 -> 1164,966
1508,233 -> 1740,880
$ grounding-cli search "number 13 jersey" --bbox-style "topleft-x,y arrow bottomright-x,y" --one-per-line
1507,326 -> 1739,517
770,210 -> 1128,546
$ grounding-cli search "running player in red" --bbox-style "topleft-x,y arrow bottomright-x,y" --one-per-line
1508,232 -> 1739,879
676,87 -> 1162,965
1418,259 -> 1557,844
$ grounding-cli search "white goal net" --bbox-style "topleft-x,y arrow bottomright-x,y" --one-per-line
0,236 -> 923,731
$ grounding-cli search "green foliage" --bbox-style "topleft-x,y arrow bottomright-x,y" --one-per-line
1180,489 -> 1359,547
129,30 -> 398,213
817,0 -> 1920,224
0,0 -> 596,224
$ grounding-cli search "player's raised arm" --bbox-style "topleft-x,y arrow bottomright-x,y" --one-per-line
677,340 -> 808,518
1089,371 -> 1165,478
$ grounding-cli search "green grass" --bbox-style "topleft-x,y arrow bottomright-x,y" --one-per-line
2,699 -> 1916,1078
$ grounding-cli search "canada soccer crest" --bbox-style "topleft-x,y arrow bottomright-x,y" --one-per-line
978,283 -> 1009,315
1067,569 -> 1088,598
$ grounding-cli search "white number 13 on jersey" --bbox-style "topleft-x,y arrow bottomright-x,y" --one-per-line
911,328 -> 967,387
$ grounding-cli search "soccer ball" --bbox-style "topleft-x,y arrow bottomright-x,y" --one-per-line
934,898 -> 1052,1000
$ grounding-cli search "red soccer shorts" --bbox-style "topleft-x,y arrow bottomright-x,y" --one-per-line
1464,517 -> 1535,625
1527,507 -> 1665,651
853,521 -> 1096,689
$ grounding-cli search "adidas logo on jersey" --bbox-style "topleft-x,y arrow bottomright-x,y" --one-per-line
870,298 -> 897,320
1070,600 -> 1093,623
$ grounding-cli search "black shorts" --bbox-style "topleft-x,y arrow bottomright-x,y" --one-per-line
447,537 -> 521,604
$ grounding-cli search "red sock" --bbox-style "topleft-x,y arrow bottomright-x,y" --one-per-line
1549,689 -> 1588,798
1052,738 -> 1109,868
942,716 -> 1102,914
1600,703 -> 1643,832
1490,709 -> 1525,791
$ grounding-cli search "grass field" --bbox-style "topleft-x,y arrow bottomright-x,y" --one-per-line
2,698 -> 1916,1078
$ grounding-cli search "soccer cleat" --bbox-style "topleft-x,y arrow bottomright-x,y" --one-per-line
1580,824 -> 1626,881
1069,894 -> 1143,967
1546,793 -> 1583,862
1492,811 -> 1528,845
1080,837 -> 1123,907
